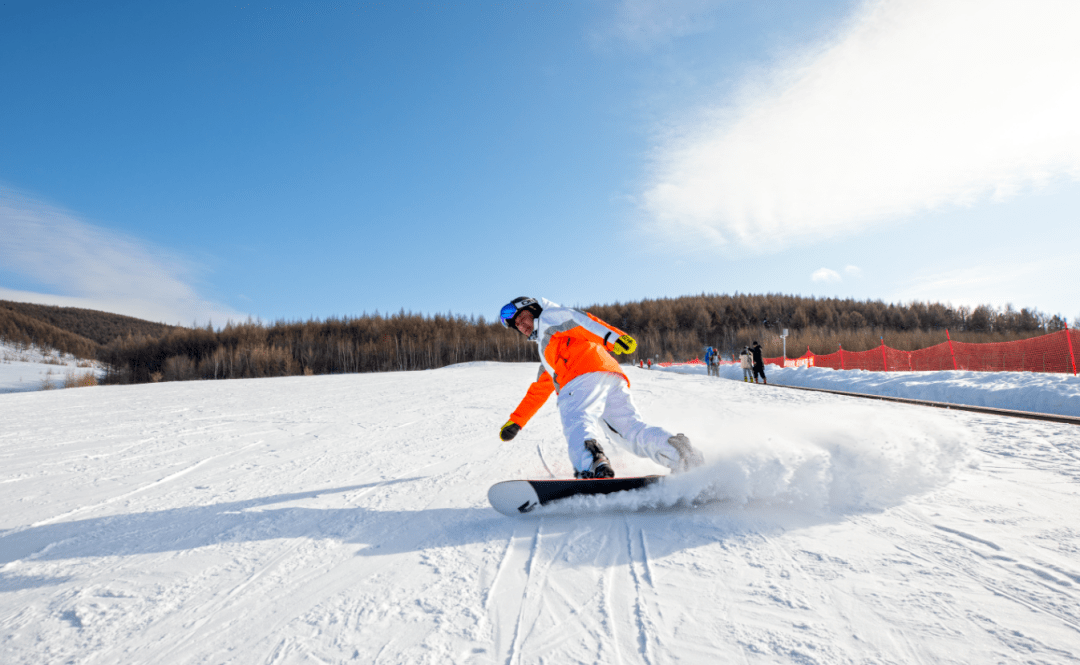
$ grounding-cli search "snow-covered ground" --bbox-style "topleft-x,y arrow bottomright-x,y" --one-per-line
0,342 -> 102,394
663,361 -> 1080,417
2,362 -> 1080,664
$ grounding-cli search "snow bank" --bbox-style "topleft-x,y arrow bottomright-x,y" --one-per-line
0,341 -> 102,393
659,361 -> 1080,417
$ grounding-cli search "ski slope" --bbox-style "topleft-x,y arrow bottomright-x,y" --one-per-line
2,363 -> 1079,664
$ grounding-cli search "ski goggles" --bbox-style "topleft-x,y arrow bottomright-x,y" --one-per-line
499,298 -> 537,327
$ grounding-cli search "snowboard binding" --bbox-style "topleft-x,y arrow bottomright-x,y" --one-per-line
575,439 -> 615,479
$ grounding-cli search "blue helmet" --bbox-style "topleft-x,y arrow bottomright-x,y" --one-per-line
499,296 -> 542,328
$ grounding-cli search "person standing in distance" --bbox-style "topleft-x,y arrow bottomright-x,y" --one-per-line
498,297 -> 705,478
739,346 -> 753,382
705,346 -> 720,377
750,340 -> 767,385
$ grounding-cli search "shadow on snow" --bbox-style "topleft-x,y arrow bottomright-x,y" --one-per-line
0,479 -> 846,593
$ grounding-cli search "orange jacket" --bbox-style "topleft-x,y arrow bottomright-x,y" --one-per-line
509,300 -> 629,427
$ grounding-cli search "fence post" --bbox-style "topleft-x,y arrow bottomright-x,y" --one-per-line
839,344 -> 844,370
880,337 -> 888,372
946,329 -> 958,370
1067,322 -> 1078,376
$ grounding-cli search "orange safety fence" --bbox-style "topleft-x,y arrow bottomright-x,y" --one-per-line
764,326 -> 1079,375
657,358 -> 705,368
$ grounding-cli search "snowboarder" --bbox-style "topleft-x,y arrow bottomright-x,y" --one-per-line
739,347 -> 752,382
497,297 -> 705,479
750,341 -> 767,384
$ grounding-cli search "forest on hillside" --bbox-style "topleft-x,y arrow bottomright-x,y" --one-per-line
1,300 -> 177,345
1,306 -> 99,359
2,295 -> 1070,384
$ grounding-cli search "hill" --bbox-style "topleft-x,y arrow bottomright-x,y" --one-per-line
0,305 -> 100,359
0,300 -> 177,347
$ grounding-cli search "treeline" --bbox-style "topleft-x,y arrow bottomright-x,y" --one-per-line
585,294 -> 1069,361
98,312 -> 537,383
3,295 -> 1070,384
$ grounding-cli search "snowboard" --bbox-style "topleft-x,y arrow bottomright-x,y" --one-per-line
488,475 -> 662,516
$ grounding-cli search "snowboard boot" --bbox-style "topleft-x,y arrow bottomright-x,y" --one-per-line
667,433 -> 705,473
575,439 -> 615,479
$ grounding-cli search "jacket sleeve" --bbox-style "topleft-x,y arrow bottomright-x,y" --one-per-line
563,311 -> 627,351
509,367 -> 555,427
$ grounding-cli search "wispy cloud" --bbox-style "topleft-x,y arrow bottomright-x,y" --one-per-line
642,0 -> 1080,248
593,0 -> 725,50
0,187 -> 244,326
891,258 -> 1073,315
811,268 -> 842,283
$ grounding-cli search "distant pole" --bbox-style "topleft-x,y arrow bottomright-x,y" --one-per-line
946,329 -> 958,370
880,336 -> 888,372
1067,322 -> 1078,376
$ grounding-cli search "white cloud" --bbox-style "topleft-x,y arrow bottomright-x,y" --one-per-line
811,267 -> 842,283
844,265 -> 862,277
642,0 -> 1080,249
0,187 -> 245,326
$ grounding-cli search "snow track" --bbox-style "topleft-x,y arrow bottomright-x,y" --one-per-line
2,363 -> 1079,663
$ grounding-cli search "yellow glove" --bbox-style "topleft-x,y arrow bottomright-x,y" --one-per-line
500,420 -> 521,441
611,334 -> 637,355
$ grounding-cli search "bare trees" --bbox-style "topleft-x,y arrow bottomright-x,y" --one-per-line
8,294 -> 1066,385
99,312 -> 539,384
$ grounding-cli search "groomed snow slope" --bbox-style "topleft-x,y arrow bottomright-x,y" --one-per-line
2,363 -> 1079,664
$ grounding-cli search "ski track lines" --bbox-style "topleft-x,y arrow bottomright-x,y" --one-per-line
3,364 -> 1080,664
483,516 -> 670,665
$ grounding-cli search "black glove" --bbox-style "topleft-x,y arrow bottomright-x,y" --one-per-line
500,420 -> 521,441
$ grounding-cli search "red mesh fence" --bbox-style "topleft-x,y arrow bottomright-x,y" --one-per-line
764,327 -> 1079,374
658,359 -> 705,368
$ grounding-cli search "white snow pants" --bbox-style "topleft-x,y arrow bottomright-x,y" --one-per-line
557,372 -> 679,474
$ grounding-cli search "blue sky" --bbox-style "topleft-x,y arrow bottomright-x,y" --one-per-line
2,0 -> 1077,327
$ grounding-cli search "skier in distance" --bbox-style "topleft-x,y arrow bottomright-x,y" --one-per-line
497,296 -> 705,479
